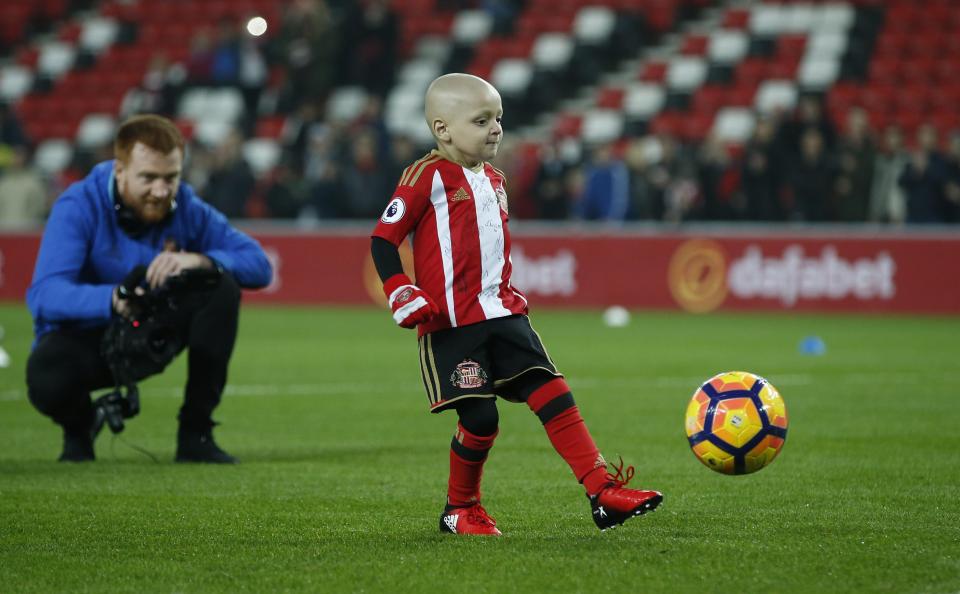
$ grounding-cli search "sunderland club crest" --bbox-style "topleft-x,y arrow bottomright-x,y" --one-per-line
450,359 -> 488,389
396,287 -> 414,304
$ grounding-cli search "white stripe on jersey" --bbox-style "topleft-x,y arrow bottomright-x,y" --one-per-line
430,170 -> 458,326
466,167 -> 512,319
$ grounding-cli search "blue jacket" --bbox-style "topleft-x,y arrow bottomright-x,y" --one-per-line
28,160 -> 272,341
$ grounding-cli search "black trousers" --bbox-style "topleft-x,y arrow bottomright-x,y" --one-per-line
26,273 -> 241,433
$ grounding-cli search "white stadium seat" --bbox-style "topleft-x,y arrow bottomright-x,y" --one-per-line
754,80 -> 798,115
712,107 -> 755,144
581,109 -> 623,144
178,88 -> 245,126
38,42 -> 76,79
815,3 -> 855,31
798,56 -> 840,90
490,59 -> 533,96
452,10 -> 492,44
34,139 -> 74,176
326,86 -> 368,123
573,6 -> 616,44
708,30 -> 748,65
242,138 -> 281,176
385,85 -> 431,144
532,33 -> 574,70
193,120 -> 233,147
79,16 -> 118,54
0,65 -> 34,102
782,3 -> 816,33
666,57 -> 707,92
399,59 -> 441,87
623,83 -> 665,119
413,36 -> 450,62
750,5 -> 787,36
76,114 -> 116,148
805,30 -> 848,60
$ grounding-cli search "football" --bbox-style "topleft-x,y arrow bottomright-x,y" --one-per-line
684,371 -> 788,475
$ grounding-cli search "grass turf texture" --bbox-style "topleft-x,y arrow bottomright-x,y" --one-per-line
0,303 -> 958,593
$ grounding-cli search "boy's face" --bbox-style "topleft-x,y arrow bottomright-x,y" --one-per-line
445,87 -> 503,165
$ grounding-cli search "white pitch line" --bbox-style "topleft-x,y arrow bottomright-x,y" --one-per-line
3,371 -> 957,403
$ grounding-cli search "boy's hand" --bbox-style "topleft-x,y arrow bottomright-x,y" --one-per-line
384,274 -> 440,329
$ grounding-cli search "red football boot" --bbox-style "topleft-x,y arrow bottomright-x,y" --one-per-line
588,457 -> 663,531
439,503 -> 502,536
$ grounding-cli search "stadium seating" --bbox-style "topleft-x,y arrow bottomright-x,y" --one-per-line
8,0 -> 283,177
5,0 -> 960,217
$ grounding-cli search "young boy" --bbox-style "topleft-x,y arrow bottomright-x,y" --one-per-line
370,73 -> 662,535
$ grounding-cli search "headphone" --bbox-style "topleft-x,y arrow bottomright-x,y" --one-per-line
114,191 -> 177,237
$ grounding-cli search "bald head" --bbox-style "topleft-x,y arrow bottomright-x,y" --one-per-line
425,73 -> 501,136
422,73 -> 504,167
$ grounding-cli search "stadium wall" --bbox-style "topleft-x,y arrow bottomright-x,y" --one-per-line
1,227 -> 958,314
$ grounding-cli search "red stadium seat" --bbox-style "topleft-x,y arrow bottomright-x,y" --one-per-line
595,86 -> 625,110
721,8 -> 750,30
680,34 -> 709,56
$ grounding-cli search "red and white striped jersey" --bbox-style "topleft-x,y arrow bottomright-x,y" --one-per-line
372,151 -> 528,336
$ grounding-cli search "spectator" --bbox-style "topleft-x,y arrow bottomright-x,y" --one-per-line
185,30 -> 215,85
211,19 -> 241,85
0,146 -> 47,225
869,125 -> 908,224
302,122 -> 345,218
339,0 -> 399,98
787,128 -> 834,222
575,143 -> 629,221
942,131 -> 960,223
120,54 -> 183,118
482,0 -> 523,34
694,134 -> 740,221
491,137 -> 539,218
898,124 -> 949,224
263,158 -> 308,218
238,34 -> 269,131
384,133 -> 419,187
623,138 -> 662,221
201,129 -> 256,219
339,127 -> 392,218
273,0 -> 339,110
532,142 -> 574,220
833,107 -> 875,222
777,94 -> 837,162
741,117 -> 785,221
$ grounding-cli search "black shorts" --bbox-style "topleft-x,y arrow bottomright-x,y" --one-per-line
417,314 -> 562,413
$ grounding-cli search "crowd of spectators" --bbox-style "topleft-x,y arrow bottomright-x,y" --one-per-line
541,97 -> 960,225
1,0 -> 958,227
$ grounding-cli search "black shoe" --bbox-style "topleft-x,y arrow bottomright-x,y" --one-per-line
175,425 -> 238,464
58,427 -> 95,462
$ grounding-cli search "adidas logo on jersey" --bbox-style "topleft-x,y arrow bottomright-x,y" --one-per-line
452,187 -> 471,201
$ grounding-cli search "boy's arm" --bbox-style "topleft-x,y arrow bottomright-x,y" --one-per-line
370,236 -> 438,329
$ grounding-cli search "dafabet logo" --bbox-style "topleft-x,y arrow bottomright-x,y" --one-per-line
669,240 -> 897,313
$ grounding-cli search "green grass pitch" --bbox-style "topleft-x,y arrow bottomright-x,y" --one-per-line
0,302 -> 958,593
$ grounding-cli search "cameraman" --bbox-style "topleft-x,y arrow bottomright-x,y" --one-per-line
26,114 -> 272,463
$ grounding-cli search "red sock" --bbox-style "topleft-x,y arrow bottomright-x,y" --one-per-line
527,378 -> 610,496
447,422 -> 497,507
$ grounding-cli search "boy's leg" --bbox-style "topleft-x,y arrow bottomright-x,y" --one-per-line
522,375 -> 610,495
447,397 -> 499,507
521,374 -> 663,530
439,398 -> 501,535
